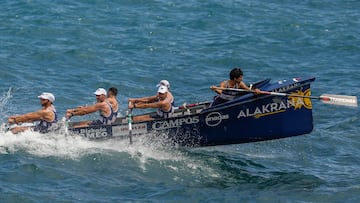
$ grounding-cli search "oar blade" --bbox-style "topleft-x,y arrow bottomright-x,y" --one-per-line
320,94 -> 358,107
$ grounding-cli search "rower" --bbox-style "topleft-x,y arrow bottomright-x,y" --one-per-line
66,88 -> 116,128
107,87 -> 119,122
8,92 -> 58,134
210,67 -> 260,106
128,85 -> 175,122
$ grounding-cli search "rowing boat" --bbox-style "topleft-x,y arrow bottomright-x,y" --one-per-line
68,76 -> 325,147
3,76 -> 356,146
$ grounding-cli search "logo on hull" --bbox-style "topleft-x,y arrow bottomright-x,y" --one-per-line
205,112 -> 229,127
237,89 -> 312,119
113,123 -> 147,136
79,127 -> 108,138
152,116 -> 200,130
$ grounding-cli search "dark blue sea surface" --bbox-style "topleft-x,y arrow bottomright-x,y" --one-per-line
1,0 -> 359,202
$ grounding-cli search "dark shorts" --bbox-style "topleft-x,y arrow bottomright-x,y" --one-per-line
33,123 -> 61,133
89,120 -> 103,126
150,113 -> 162,119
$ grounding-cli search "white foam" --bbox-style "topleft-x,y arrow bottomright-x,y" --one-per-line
0,127 -> 181,161
0,87 -> 13,122
0,86 -> 218,176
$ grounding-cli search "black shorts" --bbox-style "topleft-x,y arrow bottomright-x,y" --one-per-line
89,120 -> 103,126
150,113 -> 162,119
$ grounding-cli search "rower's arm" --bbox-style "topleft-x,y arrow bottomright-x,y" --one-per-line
239,81 -> 251,90
240,82 -> 261,94
211,81 -> 226,94
135,100 -> 167,109
8,110 -> 46,124
69,103 -> 102,116
129,95 -> 157,103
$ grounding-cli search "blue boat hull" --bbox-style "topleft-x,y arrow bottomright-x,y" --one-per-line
69,77 -> 315,147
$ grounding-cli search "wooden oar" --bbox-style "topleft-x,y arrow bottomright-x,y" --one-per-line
127,102 -> 133,144
212,86 -> 358,107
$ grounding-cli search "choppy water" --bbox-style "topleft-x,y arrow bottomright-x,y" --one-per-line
0,0 -> 359,202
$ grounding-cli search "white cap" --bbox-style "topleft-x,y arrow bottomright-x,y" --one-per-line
38,92 -> 55,103
157,85 -> 168,94
94,88 -> 107,96
156,80 -> 170,89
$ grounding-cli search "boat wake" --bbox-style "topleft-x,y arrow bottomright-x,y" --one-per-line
0,127 -> 229,181
0,127 -> 179,159
0,87 -> 179,160
0,87 -> 13,122
0,88 -> 219,178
